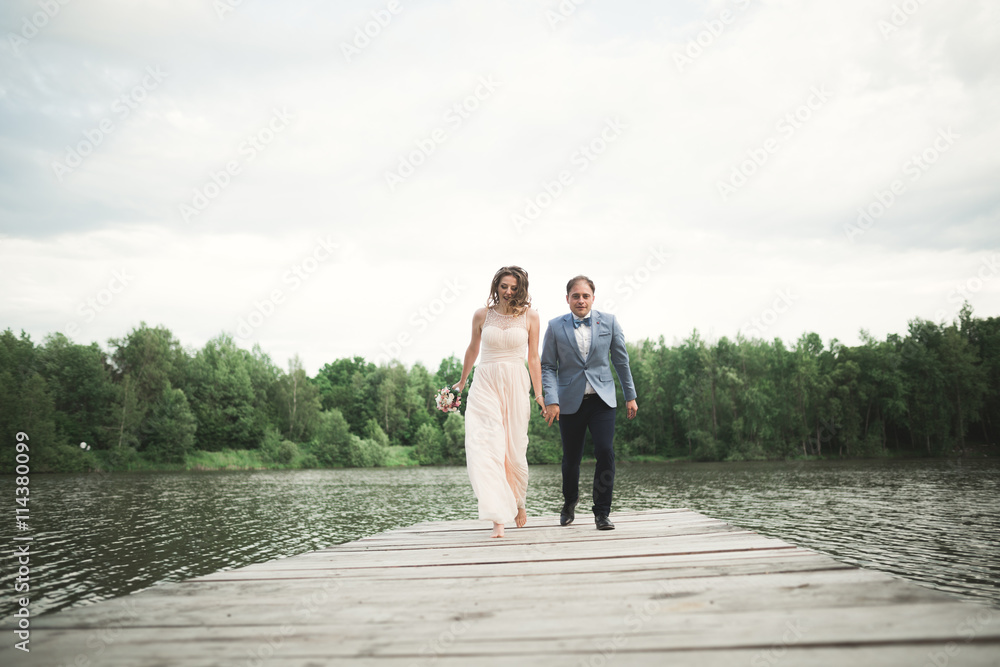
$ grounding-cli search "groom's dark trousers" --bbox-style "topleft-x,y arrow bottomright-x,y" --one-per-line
559,394 -> 616,517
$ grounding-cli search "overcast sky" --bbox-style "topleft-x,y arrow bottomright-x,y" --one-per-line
2,0 -> 998,375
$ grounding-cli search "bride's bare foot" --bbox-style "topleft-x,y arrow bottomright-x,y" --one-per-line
491,522 -> 505,538
515,507 -> 527,528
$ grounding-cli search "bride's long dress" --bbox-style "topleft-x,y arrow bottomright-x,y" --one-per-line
464,307 -> 530,524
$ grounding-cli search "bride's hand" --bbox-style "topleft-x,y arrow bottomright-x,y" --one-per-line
453,380 -> 466,393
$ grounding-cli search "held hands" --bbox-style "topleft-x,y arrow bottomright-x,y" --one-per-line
540,401 -> 631,425
534,395 -> 558,425
544,403 -> 560,426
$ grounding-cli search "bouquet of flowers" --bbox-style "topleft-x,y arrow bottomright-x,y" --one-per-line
435,386 -> 462,413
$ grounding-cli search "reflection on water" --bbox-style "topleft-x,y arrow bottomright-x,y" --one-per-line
0,458 -> 996,618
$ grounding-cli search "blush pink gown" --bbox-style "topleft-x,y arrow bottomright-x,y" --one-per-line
464,307 -> 530,524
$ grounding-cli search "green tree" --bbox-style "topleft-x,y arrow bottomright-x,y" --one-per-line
260,426 -> 283,462
311,408 -> 352,466
104,372 -> 143,468
275,355 -> 321,442
673,330 -> 718,460
964,312 -> 1000,445
108,323 -> 189,409
0,330 -> 88,472
188,335 -> 265,450
24,373 -> 86,471
275,440 -> 299,464
442,411 -> 466,464
38,333 -> 117,450
141,385 -> 197,463
243,344 -> 282,432
403,362 -> 436,442
413,422 -> 445,465
345,435 -> 388,467
314,356 -> 375,434
939,319 -> 987,453
434,355 -> 463,388
371,361 -> 409,443
901,319 -> 950,453
363,418 -> 390,448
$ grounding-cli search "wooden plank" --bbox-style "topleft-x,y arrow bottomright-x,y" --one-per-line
17,605 -> 1000,665
11,646 -> 997,667
380,507 -> 697,532
178,551 -> 846,583
38,567 -> 937,626
239,532 -> 795,569
337,520 -> 742,551
4,508 -> 997,667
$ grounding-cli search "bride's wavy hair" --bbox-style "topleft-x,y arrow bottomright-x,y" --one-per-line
486,266 -> 531,315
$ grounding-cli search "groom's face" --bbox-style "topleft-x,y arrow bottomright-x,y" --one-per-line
566,281 -> 594,318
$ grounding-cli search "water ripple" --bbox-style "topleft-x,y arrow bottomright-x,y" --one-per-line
0,459 -> 996,618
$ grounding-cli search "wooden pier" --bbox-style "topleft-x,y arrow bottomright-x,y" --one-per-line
5,508 -> 999,666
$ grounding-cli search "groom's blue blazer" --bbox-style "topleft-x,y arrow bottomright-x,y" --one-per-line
541,310 -> 637,415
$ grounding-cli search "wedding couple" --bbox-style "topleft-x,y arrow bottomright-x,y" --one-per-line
454,266 -> 638,538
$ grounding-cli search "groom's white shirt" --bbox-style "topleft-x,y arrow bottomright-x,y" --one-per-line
573,314 -> 596,395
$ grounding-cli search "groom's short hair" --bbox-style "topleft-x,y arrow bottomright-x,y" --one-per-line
566,275 -> 595,294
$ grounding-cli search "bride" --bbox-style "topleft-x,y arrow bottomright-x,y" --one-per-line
454,266 -> 545,538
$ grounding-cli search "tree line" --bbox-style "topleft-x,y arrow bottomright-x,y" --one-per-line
1,305 -> 996,473
622,305 -> 997,461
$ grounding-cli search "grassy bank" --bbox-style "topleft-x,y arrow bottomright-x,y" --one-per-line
69,446 -> 997,474
87,445 -> 423,473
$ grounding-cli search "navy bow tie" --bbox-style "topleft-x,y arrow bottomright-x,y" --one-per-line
573,316 -> 592,329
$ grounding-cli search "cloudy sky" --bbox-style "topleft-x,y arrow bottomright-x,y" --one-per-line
2,0 -> 998,375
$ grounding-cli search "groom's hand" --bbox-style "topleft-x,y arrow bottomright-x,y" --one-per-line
626,400 -> 638,420
545,403 -> 560,426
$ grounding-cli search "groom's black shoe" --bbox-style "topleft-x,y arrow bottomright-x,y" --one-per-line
560,502 -> 576,526
595,514 -> 615,530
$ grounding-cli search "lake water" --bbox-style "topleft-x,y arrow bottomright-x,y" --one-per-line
2,458 -> 997,619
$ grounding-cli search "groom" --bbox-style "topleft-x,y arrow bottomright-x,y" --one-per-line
541,275 -> 638,530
